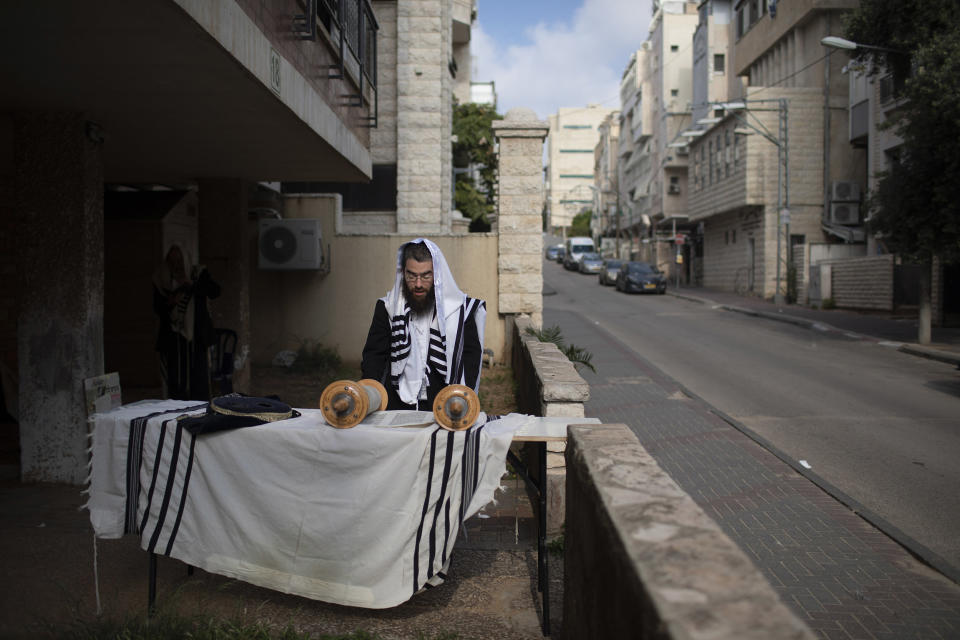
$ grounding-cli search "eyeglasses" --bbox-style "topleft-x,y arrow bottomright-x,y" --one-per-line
404,271 -> 433,284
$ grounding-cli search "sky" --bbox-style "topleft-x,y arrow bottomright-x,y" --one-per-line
472,0 -> 655,120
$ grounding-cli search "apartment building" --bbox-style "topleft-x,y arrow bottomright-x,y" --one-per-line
686,0 -> 860,300
593,112 -> 621,245
546,104 -> 617,231
0,0 -> 377,482
618,46 -> 655,251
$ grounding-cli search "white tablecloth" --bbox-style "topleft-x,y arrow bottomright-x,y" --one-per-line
86,400 -> 521,608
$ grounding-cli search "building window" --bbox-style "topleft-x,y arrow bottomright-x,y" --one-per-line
714,54 -> 725,73
559,174 -> 595,179
734,131 -> 741,170
731,229 -> 736,244
562,124 -> 592,129
668,176 -> 680,195
671,44 -> 679,52
559,149 -> 594,153
671,89 -> 679,97
708,141 -> 714,186
724,128 -> 731,177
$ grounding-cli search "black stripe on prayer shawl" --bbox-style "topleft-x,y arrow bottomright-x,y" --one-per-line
427,431 -> 456,579
146,421 -> 186,553
139,418 -> 171,535
458,426 -> 474,524
124,404 -> 205,534
457,422 -> 486,525
413,427 -> 440,595
470,423 -> 485,511
164,430 -> 198,556
441,496 -> 453,565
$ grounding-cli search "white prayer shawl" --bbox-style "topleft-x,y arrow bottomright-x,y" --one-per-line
380,238 -> 486,405
86,400 -> 521,609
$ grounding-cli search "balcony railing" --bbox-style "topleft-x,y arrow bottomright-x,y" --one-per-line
295,0 -> 379,127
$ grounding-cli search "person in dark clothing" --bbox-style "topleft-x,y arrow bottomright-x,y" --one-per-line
153,244 -> 221,401
361,239 -> 486,411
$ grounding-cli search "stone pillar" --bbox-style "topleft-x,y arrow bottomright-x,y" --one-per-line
395,0 -> 450,235
493,108 -> 548,328
198,180 -> 251,394
15,113 -> 104,484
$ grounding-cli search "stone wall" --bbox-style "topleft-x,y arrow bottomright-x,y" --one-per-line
511,315 -> 589,536
493,108 -> 549,329
563,423 -> 816,640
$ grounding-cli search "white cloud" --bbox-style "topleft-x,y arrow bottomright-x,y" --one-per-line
474,0 -> 653,119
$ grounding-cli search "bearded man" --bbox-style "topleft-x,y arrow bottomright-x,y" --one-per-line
361,239 -> 486,411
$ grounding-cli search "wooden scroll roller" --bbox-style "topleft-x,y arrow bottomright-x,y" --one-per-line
432,384 -> 480,431
319,378 -> 388,428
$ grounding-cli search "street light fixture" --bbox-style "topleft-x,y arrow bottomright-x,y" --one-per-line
820,36 -> 905,54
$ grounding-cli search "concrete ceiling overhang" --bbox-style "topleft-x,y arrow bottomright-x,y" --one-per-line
0,0 -> 372,184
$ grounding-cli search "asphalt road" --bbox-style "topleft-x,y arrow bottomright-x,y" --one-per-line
542,257 -> 960,572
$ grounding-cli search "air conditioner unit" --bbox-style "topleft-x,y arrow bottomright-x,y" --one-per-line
829,202 -> 860,225
258,219 -> 324,270
830,181 -> 860,202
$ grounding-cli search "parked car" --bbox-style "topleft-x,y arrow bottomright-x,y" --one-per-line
578,252 -> 604,274
554,246 -> 566,263
545,244 -> 563,261
615,261 -> 667,294
598,259 -> 622,286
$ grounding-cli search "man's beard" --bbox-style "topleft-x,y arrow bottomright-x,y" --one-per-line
402,280 -> 435,315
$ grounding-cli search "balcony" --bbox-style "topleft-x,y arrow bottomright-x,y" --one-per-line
296,0 -> 379,127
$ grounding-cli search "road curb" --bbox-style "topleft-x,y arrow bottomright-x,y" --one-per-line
668,291 -> 960,368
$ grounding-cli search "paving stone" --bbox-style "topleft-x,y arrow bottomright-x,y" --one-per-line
545,305 -> 960,639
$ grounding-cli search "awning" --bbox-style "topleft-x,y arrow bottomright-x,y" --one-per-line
822,222 -> 866,243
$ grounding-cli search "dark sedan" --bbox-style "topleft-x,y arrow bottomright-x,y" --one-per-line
598,259 -> 622,286
615,261 -> 667,294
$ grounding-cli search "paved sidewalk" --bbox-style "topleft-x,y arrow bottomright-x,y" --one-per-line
547,304 -> 960,640
668,287 -> 960,367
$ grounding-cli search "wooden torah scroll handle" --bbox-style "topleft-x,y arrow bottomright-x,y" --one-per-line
432,384 -> 480,431
319,378 -> 388,428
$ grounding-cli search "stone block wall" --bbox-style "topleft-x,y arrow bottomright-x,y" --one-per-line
563,423 -> 816,640
512,315 -> 589,536
829,254 -> 894,310
396,0 -> 451,234
493,108 -> 549,328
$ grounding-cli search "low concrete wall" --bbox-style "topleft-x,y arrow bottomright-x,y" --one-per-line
828,254 -> 895,311
563,423 -> 816,640
511,315 -> 589,536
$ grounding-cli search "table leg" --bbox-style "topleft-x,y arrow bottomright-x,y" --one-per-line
148,553 -> 157,614
538,441 -> 550,636
506,444 -> 551,636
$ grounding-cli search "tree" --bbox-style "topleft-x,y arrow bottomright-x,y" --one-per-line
845,0 -> 960,342
452,102 -> 502,232
569,210 -> 592,238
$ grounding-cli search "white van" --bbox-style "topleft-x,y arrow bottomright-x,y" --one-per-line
563,236 -> 596,270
